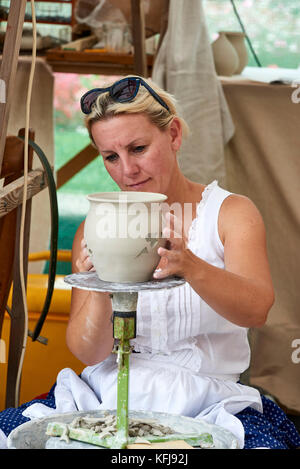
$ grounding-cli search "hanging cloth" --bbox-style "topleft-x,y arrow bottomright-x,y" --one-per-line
152,0 -> 235,187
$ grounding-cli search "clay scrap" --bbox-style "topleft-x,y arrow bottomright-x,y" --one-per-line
46,411 -> 215,449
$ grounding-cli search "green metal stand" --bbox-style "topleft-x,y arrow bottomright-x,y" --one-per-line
111,292 -> 138,449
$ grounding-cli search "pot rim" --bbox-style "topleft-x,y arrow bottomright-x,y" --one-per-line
87,191 -> 168,203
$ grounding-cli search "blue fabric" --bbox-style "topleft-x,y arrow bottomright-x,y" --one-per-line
0,388 -> 299,448
236,394 -> 300,449
0,384 -> 56,437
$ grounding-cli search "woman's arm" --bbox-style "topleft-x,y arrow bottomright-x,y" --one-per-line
154,195 -> 275,328
66,221 -> 114,365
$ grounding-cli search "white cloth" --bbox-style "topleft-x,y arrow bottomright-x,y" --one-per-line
152,0 -> 235,187
0,429 -> 7,449
21,181 -> 263,449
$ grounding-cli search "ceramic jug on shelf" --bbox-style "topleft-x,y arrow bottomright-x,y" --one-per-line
211,31 -> 239,77
220,31 -> 248,74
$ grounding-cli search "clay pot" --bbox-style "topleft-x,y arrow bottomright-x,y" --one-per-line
84,191 -> 167,283
211,32 -> 239,77
221,31 -> 248,74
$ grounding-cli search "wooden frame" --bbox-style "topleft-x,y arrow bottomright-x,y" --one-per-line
0,169 -> 47,218
0,0 -> 27,168
0,2 -> 50,408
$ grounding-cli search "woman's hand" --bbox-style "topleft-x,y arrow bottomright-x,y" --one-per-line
75,238 -> 95,273
153,212 -> 192,279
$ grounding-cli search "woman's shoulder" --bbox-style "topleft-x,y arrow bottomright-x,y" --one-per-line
218,192 -> 265,246
220,192 -> 262,219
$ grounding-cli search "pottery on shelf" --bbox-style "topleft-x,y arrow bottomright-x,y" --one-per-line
211,31 -> 239,77
84,191 -> 168,283
220,31 -> 248,74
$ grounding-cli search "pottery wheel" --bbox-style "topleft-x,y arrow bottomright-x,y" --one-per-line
62,271 -> 187,449
64,271 -> 185,293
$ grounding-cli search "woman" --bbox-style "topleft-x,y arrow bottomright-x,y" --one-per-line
0,76 -> 299,449
64,76 -> 299,449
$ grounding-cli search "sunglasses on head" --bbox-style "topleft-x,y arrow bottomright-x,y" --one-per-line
80,76 -> 170,114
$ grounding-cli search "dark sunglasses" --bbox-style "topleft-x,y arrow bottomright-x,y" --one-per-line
80,76 -> 170,114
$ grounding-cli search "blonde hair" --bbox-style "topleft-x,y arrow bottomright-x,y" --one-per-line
84,75 -> 190,147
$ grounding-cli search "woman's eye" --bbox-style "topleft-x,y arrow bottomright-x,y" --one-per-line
133,145 -> 146,153
105,153 -> 118,162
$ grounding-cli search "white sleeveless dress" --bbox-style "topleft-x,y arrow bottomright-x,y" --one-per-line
22,180 -> 263,448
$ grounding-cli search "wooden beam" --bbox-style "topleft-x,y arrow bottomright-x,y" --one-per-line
46,49 -> 153,76
0,130 -> 34,336
6,197 -> 32,408
0,0 -> 27,171
61,34 -> 97,51
0,169 -> 48,219
130,0 -> 147,77
47,61 -> 138,76
155,0 -> 169,58
56,144 -> 99,189
46,49 -> 154,66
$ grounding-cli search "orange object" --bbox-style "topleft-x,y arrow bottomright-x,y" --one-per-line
84,48 -> 108,53
0,251 -> 83,410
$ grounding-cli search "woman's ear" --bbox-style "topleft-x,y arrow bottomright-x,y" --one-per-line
169,117 -> 182,152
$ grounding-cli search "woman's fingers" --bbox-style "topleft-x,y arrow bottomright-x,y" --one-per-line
153,214 -> 188,279
76,238 -> 95,272
163,211 -> 188,244
163,227 -> 182,245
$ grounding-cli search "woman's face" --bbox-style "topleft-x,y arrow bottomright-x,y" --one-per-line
91,113 -> 182,195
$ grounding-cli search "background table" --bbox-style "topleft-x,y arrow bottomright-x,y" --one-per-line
222,77 -> 300,415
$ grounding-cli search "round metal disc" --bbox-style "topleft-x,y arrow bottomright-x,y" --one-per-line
64,271 -> 185,293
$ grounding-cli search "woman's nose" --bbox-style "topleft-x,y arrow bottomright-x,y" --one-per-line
122,157 -> 140,177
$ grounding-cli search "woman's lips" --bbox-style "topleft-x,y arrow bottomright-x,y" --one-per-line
127,178 -> 151,189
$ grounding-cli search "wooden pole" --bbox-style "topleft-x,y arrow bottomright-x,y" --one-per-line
56,144 -> 99,189
4,128 -> 34,408
5,196 -> 32,408
155,0 -> 169,59
0,0 -> 27,171
130,0 -> 147,77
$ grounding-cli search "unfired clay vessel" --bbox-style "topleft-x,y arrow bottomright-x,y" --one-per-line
211,32 -> 239,76
221,31 -> 248,74
84,191 -> 167,283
